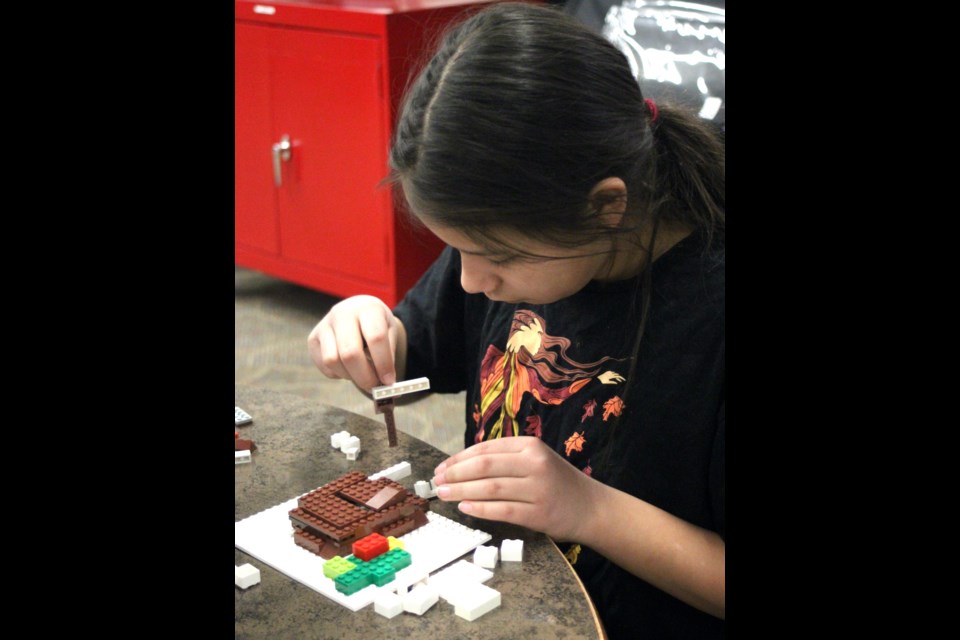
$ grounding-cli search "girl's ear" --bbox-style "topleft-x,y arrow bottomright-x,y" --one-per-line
589,177 -> 627,228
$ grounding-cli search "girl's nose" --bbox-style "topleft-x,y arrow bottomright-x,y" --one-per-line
459,252 -> 496,295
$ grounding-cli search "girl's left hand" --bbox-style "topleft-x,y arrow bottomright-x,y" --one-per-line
431,436 -> 599,543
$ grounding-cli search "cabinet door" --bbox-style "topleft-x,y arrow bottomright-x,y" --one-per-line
235,23 -> 281,255
271,29 -> 391,284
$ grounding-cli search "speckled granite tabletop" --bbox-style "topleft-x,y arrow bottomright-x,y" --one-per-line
235,385 -> 606,640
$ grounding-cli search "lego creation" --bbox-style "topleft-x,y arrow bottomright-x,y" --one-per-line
289,470 -> 429,560
370,377 -> 431,447
235,496 -> 492,611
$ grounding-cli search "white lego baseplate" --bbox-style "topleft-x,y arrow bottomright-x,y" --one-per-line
235,495 -> 491,612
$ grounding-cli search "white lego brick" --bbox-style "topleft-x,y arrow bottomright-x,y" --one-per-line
235,502 -> 491,612
374,590 -> 403,618
371,377 -> 431,400
454,582 -> 501,621
402,583 -> 439,615
331,430 -> 351,448
414,480 -> 437,499
501,539 -> 524,562
368,461 -> 411,482
344,446 -> 360,461
427,560 -> 494,605
235,563 -> 261,589
339,435 -> 360,453
392,567 -> 428,596
235,450 -> 252,465
473,545 -> 499,569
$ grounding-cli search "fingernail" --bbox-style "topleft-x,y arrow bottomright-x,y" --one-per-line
432,472 -> 446,486
434,462 -> 447,476
436,485 -> 451,499
383,373 -> 396,385
458,502 -> 473,514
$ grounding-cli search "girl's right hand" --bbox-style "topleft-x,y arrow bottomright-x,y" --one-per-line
307,295 -> 402,392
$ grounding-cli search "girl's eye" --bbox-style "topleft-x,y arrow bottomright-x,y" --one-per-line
487,255 -> 517,266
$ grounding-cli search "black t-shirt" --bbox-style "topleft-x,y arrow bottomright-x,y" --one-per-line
393,232 -> 725,639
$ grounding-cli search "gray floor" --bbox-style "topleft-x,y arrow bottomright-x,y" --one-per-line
234,267 -> 466,456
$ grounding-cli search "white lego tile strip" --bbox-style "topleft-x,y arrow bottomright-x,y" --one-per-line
368,461 -> 411,482
371,377 -> 431,400
235,498 -> 491,612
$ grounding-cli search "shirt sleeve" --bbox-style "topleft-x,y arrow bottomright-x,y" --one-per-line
392,246 -> 469,393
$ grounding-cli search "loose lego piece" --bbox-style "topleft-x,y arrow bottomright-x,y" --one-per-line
368,461 -> 411,482
236,438 -> 257,452
331,430 -> 351,448
339,435 -> 360,453
235,450 -> 252,465
501,539 -> 524,562
235,406 -> 253,426
427,559 -> 494,605
235,563 -> 261,589
402,583 -> 439,615
473,545 -> 499,569
345,447 -> 360,461
453,583 -> 501,621
374,590 -> 403,618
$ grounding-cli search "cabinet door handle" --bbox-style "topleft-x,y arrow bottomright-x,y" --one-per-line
272,135 -> 292,187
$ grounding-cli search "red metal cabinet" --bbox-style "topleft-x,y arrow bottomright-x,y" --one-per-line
235,0 -> 496,306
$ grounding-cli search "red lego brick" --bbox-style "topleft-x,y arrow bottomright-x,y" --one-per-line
352,533 -> 389,561
236,438 -> 256,451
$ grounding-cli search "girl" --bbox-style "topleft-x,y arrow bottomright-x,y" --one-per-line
308,3 -> 725,638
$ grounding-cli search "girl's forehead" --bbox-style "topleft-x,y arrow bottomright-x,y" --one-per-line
425,222 -> 517,255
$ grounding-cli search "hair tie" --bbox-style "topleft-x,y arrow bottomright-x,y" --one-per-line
644,98 -> 658,123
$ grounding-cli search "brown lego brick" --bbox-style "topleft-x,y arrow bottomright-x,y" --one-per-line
363,485 -> 406,511
293,529 -> 326,555
289,507 -> 357,542
235,438 -> 256,451
374,398 -> 398,447
298,492 -> 368,529
337,479 -> 384,505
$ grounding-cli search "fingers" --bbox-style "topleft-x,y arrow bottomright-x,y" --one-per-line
435,436 -> 531,468
455,499 -> 538,526
358,308 -> 397,386
306,296 -> 397,390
